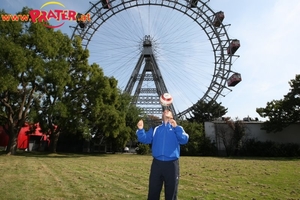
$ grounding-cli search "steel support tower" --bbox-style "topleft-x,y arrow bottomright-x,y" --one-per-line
124,35 -> 176,117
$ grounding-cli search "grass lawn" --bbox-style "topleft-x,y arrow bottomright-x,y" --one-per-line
0,152 -> 299,200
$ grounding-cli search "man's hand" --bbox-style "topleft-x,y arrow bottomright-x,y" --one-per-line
137,119 -> 144,130
169,119 -> 177,127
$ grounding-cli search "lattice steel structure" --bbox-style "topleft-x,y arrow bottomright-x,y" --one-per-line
70,0 -> 240,119
124,35 -> 176,116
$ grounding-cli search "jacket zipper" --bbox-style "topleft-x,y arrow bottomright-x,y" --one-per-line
162,124 -> 166,161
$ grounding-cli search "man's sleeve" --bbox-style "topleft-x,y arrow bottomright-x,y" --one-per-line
174,126 -> 189,145
136,127 -> 154,144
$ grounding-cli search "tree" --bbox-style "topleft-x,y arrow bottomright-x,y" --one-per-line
37,39 -> 130,153
180,121 -> 203,155
104,92 -> 136,152
0,7 -> 131,154
215,119 -> 246,156
256,74 -> 300,133
180,120 -> 217,156
27,21 -> 78,153
0,8 -> 73,154
188,100 -> 227,123
124,101 -> 144,148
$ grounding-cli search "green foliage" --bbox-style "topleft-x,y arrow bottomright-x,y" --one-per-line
135,143 -> 150,155
198,136 -> 218,156
0,7 -> 73,154
179,120 -> 216,156
239,139 -> 300,157
256,74 -> 300,133
188,100 -> 227,123
125,102 -> 144,144
180,121 -> 204,155
0,7 -> 141,154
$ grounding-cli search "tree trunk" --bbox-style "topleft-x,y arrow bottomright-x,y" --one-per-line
5,128 -> 18,155
49,132 -> 60,153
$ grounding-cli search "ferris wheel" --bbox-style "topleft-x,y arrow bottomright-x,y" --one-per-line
70,0 -> 241,119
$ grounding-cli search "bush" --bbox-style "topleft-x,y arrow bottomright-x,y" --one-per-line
239,139 -> 300,157
199,136 -> 218,156
135,143 -> 150,155
181,136 -> 217,156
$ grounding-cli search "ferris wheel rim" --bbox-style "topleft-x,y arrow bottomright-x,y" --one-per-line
70,0 -> 238,118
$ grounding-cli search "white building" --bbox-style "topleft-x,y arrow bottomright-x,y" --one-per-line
205,120 -> 300,155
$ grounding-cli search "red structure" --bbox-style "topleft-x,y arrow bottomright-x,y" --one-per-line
0,123 -> 49,151
0,126 -> 9,148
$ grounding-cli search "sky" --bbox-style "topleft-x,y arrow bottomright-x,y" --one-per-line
2,0 -> 300,121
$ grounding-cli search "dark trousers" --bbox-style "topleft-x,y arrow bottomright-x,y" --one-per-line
147,158 -> 179,200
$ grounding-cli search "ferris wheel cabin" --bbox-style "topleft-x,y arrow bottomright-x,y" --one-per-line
227,73 -> 242,87
190,0 -> 199,7
101,0 -> 111,9
213,11 -> 225,27
227,39 -> 240,55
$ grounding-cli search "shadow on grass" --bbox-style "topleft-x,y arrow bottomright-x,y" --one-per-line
1,150 -> 299,161
216,156 -> 300,161
180,154 -> 300,161
0,150 -> 109,158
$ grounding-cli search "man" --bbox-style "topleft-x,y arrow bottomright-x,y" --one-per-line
136,109 -> 189,200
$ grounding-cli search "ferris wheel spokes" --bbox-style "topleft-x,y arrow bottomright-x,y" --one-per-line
70,0 -> 241,119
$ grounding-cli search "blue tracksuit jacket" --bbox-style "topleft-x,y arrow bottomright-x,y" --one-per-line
136,122 -> 189,161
